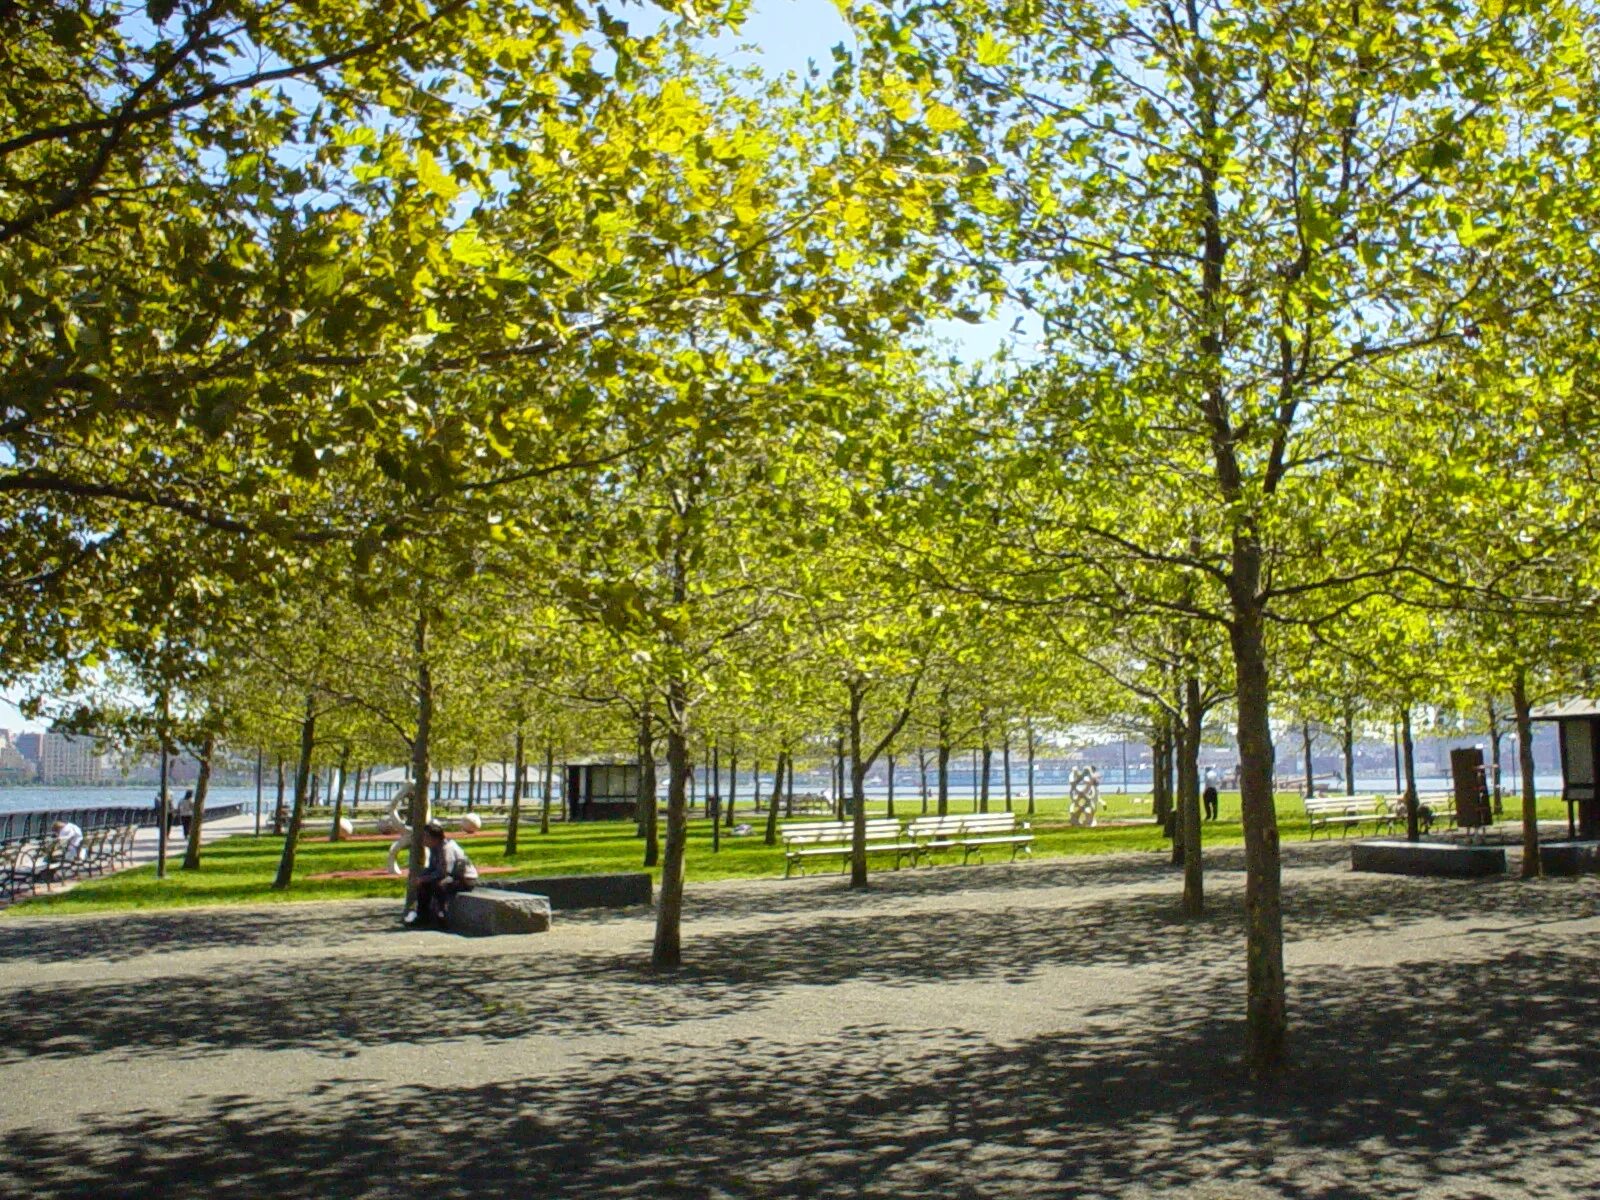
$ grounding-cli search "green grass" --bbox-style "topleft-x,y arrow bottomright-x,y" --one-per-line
8,789 -> 1569,916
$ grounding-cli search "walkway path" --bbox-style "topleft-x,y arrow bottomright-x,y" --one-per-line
0,842 -> 1595,1198
120,810 -> 261,870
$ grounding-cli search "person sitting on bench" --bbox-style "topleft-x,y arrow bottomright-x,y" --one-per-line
44,820 -> 84,880
405,821 -> 478,928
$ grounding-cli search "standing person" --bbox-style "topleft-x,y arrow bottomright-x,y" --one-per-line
1202,781 -> 1219,821
176,789 -> 195,838
405,822 -> 478,929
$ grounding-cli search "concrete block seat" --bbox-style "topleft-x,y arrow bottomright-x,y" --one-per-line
1539,841 -> 1600,876
449,888 -> 552,937
495,873 -> 653,910
1350,839 -> 1506,878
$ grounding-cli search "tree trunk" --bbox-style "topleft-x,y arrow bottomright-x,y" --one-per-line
652,672 -> 691,970
155,715 -> 171,879
327,742 -> 350,845
1342,702 -> 1355,796
404,611 -> 434,911
1486,696 -> 1504,817
1512,666 -> 1540,878
1392,721 -> 1403,793
273,694 -> 317,890
937,736 -> 951,817
998,729 -> 1011,812
540,744 -> 554,836
918,746 -> 930,814
506,727 -> 525,856
1302,721 -> 1315,799
726,739 -> 739,828
181,730 -> 215,870
1181,676 -> 1204,917
886,753 -> 896,818
272,757 -> 286,836
641,705 -> 660,866
1401,705 -> 1420,842
1026,721 -> 1036,816
1230,594 -> 1286,1077
835,735 -> 847,820
979,729 -> 992,814
711,741 -> 721,854
1152,723 -> 1172,826
848,679 -> 870,888
845,676 -> 918,887
764,749 -> 785,846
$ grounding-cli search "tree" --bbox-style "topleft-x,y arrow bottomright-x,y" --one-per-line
852,0 -> 1596,1073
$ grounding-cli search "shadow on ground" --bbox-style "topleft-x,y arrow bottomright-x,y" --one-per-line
0,903 -> 402,967
2,845 -> 1597,1198
1,944 -> 1595,1200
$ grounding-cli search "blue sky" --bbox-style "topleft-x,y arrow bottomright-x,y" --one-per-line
711,0 -> 854,75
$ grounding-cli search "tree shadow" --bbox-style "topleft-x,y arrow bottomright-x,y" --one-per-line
0,903 -> 400,967
1,944 -> 1595,1199
4,864 -> 1594,1068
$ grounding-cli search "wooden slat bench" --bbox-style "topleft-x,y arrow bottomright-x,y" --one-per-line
1416,793 -> 1457,834
780,820 -> 919,877
1304,795 -> 1393,839
0,839 -> 36,898
907,812 -> 1035,864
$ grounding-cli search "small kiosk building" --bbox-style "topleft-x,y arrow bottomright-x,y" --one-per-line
563,762 -> 642,822
1529,698 -> 1600,840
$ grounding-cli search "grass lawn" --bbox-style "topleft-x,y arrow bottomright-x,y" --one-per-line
8,790 -> 1567,916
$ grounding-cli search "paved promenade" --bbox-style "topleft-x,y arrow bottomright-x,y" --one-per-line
0,841 -> 1596,1199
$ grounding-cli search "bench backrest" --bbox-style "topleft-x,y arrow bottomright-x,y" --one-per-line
1304,795 -> 1381,814
781,820 -> 902,845
907,812 -> 1020,836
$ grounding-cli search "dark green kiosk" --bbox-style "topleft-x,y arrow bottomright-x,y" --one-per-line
563,762 -> 641,822
1529,699 -> 1600,873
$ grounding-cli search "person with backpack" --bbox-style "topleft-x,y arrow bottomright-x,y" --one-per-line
404,821 -> 478,929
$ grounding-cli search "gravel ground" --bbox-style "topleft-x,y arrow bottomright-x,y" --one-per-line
0,839 -> 1596,1199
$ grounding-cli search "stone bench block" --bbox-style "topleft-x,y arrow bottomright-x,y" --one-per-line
497,873 -> 653,910
450,888 -> 552,937
1350,840 -> 1506,878
1539,840 -> 1600,877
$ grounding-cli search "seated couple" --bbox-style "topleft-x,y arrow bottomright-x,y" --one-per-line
403,822 -> 478,929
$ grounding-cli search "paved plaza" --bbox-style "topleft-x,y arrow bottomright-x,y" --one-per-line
0,841 -> 1596,1199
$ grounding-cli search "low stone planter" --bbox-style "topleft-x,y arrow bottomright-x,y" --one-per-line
1539,840 -> 1600,877
1350,840 -> 1506,878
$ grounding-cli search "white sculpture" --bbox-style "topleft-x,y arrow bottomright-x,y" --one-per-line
380,784 -> 481,874
1067,766 -> 1102,827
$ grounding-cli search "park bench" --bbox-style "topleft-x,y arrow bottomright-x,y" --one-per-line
780,819 -> 919,877
87,824 -> 128,875
787,793 -> 834,817
1379,794 -> 1469,835
907,812 -> 1035,864
114,822 -> 139,867
30,834 -> 79,888
0,839 -> 36,898
1416,793 -> 1458,834
1303,795 -> 1392,839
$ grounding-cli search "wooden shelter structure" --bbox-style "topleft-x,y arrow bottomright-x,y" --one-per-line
563,762 -> 641,822
1529,698 -> 1600,840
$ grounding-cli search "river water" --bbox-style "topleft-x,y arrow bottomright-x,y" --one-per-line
0,773 -> 1563,815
